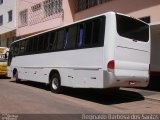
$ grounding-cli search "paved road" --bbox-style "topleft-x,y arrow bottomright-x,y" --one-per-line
0,79 -> 160,115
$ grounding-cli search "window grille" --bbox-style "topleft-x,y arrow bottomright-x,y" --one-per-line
31,3 -> 41,12
77,0 -> 112,12
19,9 -> 28,27
43,0 -> 62,17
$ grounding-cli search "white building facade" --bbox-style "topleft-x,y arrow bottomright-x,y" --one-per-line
0,0 -> 16,47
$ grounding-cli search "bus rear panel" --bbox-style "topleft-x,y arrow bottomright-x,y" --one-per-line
103,13 -> 150,88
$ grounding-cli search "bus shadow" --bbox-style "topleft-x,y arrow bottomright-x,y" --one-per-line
61,88 -> 144,105
10,80 -> 144,105
10,80 -> 50,91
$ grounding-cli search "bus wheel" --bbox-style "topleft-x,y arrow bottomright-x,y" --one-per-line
49,73 -> 62,94
14,72 -> 21,83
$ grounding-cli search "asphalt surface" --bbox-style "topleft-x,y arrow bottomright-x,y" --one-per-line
0,79 -> 160,119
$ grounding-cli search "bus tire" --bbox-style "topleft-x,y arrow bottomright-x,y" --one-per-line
14,71 -> 21,83
49,73 -> 62,94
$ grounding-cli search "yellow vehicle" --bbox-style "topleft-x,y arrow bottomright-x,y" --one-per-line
0,47 -> 9,77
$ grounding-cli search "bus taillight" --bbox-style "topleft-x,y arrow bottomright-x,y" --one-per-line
107,60 -> 115,72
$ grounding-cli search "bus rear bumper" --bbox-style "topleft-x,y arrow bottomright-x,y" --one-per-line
103,71 -> 149,88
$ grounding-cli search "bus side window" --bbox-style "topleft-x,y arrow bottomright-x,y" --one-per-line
49,31 -> 56,51
92,19 -> 101,45
38,34 -> 44,52
43,33 -> 49,51
64,29 -> 68,49
92,17 -> 105,46
14,42 -> 19,56
19,40 -> 26,55
11,44 -> 15,57
56,29 -> 65,51
28,37 -> 34,53
26,39 -> 30,54
25,37 -> 34,54
78,24 -> 84,48
17,41 -> 21,55
67,25 -> 77,49
84,21 -> 93,47
33,36 -> 38,53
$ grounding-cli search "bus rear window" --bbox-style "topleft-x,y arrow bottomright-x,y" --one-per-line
116,14 -> 149,42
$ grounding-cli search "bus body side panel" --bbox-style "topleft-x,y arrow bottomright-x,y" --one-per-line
9,47 -> 104,88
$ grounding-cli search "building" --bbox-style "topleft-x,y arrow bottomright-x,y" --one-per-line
16,0 -> 160,38
16,0 -> 160,80
16,0 -> 74,37
0,0 -> 160,46
73,0 -> 160,23
0,0 -> 16,47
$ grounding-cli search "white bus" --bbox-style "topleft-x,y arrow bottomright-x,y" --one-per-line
7,12 -> 150,93
0,47 -> 9,77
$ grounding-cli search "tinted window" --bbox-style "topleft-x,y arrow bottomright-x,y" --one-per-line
78,24 -> 84,48
116,14 -> 149,42
14,42 -> 19,56
33,36 -> 38,52
56,29 -> 64,50
81,16 -> 105,48
49,31 -> 57,50
38,34 -> 44,52
84,21 -> 92,47
12,16 -> 105,56
65,25 -> 77,49
92,18 -> 105,45
28,38 -> 34,53
19,40 -> 26,55
43,33 -> 49,51
25,37 -> 34,54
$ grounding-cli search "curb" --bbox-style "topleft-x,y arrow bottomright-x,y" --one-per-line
144,96 -> 160,102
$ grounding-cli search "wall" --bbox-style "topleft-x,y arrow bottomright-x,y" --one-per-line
74,0 -> 160,22
0,0 -> 16,34
16,0 -> 74,37
0,0 -> 16,47
129,4 -> 160,23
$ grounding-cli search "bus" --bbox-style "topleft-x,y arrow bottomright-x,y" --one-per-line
7,12 -> 150,93
0,47 -> 9,77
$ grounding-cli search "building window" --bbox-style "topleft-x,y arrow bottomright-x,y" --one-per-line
19,9 -> 28,27
43,0 -> 62,17
8,10 -> 13,22
77,0 -> 112,12
0,15 -> 3,26
31,3 -> 41,12
139,16 -> 151,23
0,0 -> 3,5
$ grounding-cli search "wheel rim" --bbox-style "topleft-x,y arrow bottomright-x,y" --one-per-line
52,78 -> 59,90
